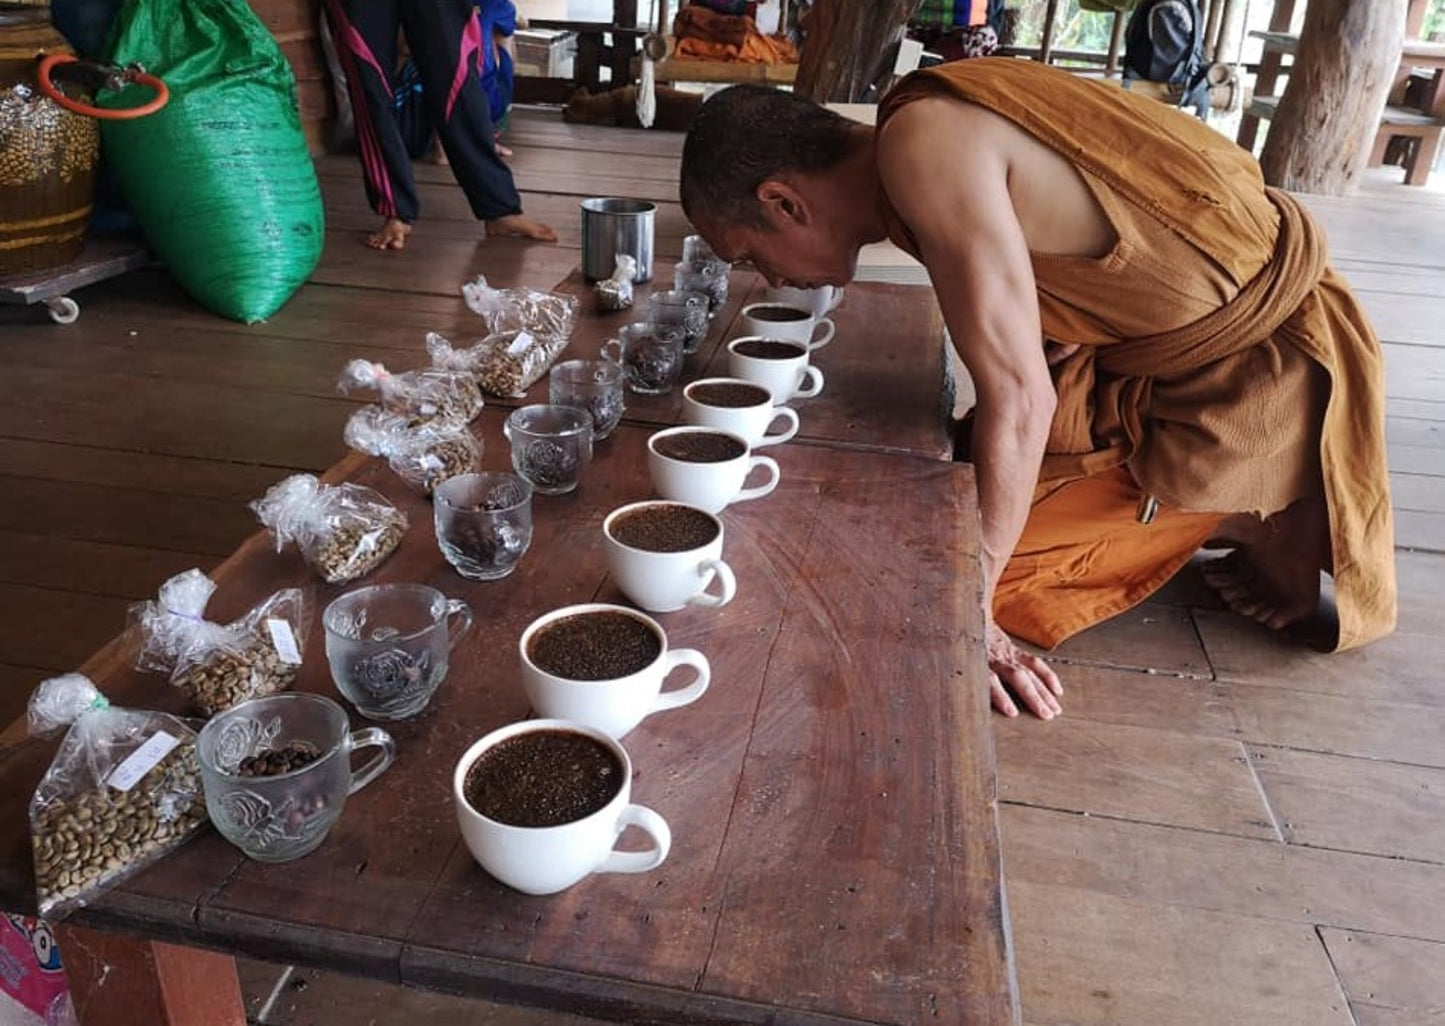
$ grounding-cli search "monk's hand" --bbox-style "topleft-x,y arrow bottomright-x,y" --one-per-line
986,619 -> 1063,720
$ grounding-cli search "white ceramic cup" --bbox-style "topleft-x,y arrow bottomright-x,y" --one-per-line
682,377 -> 799,449
604,500 -> 736,612
453,718 -> 671,895
519,603 -> 711,740
726,336 -> 825,404
765,284 -> 843,317
647,425 -> 780,514
740,301 -> 835,352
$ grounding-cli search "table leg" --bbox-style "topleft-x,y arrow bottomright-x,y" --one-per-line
54,923 -> 246,1026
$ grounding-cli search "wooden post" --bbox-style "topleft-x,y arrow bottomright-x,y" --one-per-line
609,0 -> 638,87
1039,0 -> 1061,65
1259,0 -> 1406,194
1236,0 -> 1298,151
1105,9 -> 1127,76
793,0 -> 917,103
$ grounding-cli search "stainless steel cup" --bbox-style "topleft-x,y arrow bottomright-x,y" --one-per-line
581,198 -> 655,283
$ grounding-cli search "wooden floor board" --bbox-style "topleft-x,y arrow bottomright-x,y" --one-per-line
1319,928 -> 1445,1026
0,439 -> 283,503
1231,686 -> 1445,767
1028,601 -> 1213,678
0,583 -> 133,672
0,530 -> 218,600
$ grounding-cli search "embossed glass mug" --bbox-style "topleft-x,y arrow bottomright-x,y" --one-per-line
197,692 -> 396,863
323,583 -> 473,720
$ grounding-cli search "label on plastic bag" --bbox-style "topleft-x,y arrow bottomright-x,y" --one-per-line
506,331 -> 536,357
267,617 -> 303,665
108,731 -> 180,792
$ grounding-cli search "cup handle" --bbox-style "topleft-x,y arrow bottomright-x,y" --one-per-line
808,317 -> 836,351
753,406 -> 800,448
827,286 -> 844,311
346,727 -> 397,796
793,365 -> 825,400
444,598 -> 474,649
652,647 -> 711,711
735,456 -> 780,503
597,804 -> 671,875
687,558 -> 736,608
600,338 -> 624,364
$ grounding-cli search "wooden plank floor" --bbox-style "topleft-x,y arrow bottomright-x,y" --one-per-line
4,111 -> 1445,1025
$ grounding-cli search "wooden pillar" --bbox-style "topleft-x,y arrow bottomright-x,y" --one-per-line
1259,0 -> 1406,194
609,0 -> 638,87
1236,0 -> 1298,151
794,0 -> 916,103
1039,0 -> 1061,65
55,923 -> 246,1026
1105,10 -> 1127,76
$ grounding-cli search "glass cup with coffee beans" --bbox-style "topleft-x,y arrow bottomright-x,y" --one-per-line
503,404 -> 595,494
433,472 -> 534,581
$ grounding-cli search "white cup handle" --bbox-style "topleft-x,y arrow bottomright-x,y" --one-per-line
827,286 -> 844,311
598,804 -> 671,875
753,407 -> 799,448
793,365 -> 824,400
687,558 -> 736,608
600,339 -> 624,364
734,455 -> 780,503
808,317 -> 835,351
652,647 -> 712,710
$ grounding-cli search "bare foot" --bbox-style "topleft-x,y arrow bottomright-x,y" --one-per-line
495,140 -> 513,159
427,139 -> 449,166
1201,496 -> 1330,632
485,214 -> 558,242
367,218 -> 411,251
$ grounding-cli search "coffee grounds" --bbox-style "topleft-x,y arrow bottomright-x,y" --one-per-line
732,339 -> 807,360
464,729 -> 622,828
611,503 -> 718,552
749,305 -> 810,322
652,431 -> 746,463
528,610 -> 662,680
689,382 -> 771,408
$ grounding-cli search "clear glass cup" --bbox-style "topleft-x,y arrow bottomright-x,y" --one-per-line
504,404 -> 594,494
323,583 -> 474,720
197,692 -> 396,862
647,289 -> 710,355
433,472 -> 534,581
548,359 -> 625,441
674,259 -> 730,316
682,233 -> 718,263
601,322 -> 685,396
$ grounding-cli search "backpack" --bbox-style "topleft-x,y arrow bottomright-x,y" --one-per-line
1122,0 -> 1211,119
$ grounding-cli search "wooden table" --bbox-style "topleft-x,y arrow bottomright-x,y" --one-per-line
0,270 -> 1014,1026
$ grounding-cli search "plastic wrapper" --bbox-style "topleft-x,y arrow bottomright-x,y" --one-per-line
129,569 -> 309,717
461,274 -> 579,341
427,329 -> 570,400
344,405 -> 482,493
251,474 -> 408,585
594,254 -> 637,312
27,674 -> 208,920
337,360 -> 484,426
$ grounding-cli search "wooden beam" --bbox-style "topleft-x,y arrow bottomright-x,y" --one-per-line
793,0 -> 914,103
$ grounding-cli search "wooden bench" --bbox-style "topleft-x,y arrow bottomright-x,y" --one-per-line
1248,95 -> 1444,187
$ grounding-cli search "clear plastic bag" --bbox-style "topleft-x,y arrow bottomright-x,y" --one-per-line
129,569 -> 309,717
343,405 -> 482,493
427,329 -> 570,399
251,474 -> 408,584
461,274 -> 579,341
28,674 -> 208,920
337,359 -> 484,426
594,254 -> 637,312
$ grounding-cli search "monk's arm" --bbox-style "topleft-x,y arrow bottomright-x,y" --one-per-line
877,100 -> 1063,718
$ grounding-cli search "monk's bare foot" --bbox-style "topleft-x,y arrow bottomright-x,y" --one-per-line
427,139 -> 449,166
367,218 -> 411,251
1201,497 -> 1330,632
486,214 -> 557,242
495,140 -> 513,159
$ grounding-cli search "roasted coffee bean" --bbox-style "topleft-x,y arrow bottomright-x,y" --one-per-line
237,740 -> 323,778
518,439 -> 581,490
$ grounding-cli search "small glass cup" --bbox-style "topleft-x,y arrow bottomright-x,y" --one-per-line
647,289 -> 709,355
548,359 -> 625,441
674,259 -> 730,316
601,322 -> 685,396
682,233 -> 718,263
197,692 -> 396,863
433,472 -> 534,580
504,404 -> 594,494
323,583 -> 473,720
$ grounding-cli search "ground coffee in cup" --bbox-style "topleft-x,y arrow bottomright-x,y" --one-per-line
462,727 -> 623,828
746,305 -> 811,323
526,609 -> 663,681
651,431 -> 747,463
610,503 -> 720,552
731,339 -> 808,361
687,381 -> 772,408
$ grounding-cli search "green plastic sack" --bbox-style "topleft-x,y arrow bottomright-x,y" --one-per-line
99,0 -> 323,323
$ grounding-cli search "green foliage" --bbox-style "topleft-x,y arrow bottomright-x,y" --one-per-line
1011,0 -> 1125,54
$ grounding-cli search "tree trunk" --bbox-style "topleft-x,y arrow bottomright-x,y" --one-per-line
794,0 -> 918,103
1259,0 -> 1405,195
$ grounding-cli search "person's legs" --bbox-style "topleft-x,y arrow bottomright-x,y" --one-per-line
324,0 -> 419,249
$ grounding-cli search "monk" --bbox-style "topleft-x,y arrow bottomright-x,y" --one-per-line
678,59 -> 1396,720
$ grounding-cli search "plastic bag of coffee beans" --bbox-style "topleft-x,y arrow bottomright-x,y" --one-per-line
337,360 -> 484,426
343,405 -> 482,494
460,273 -> 578,342
426,329 -> 571,400
27,674 -> 208,920
251,474 -> 408,584
129,569 -> 310,717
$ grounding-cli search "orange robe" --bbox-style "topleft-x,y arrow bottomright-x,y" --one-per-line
878,59 -> 1397,650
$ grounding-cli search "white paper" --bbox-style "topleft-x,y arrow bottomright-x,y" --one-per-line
506,331 -> 535,357
267,617 -> 303,665
108,731 -> 180,793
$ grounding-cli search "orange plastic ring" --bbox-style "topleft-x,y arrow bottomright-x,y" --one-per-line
36,53 -> 169,120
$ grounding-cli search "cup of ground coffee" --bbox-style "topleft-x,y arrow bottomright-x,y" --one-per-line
726,336 -> 825,404
647,425 -> 780,515
765,284 -> 843,317
604,500 -> 736,612
453,718 -> 670,894
683,377 -> 799,449
519,603 -> 710,739
740,301 -> 835,352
